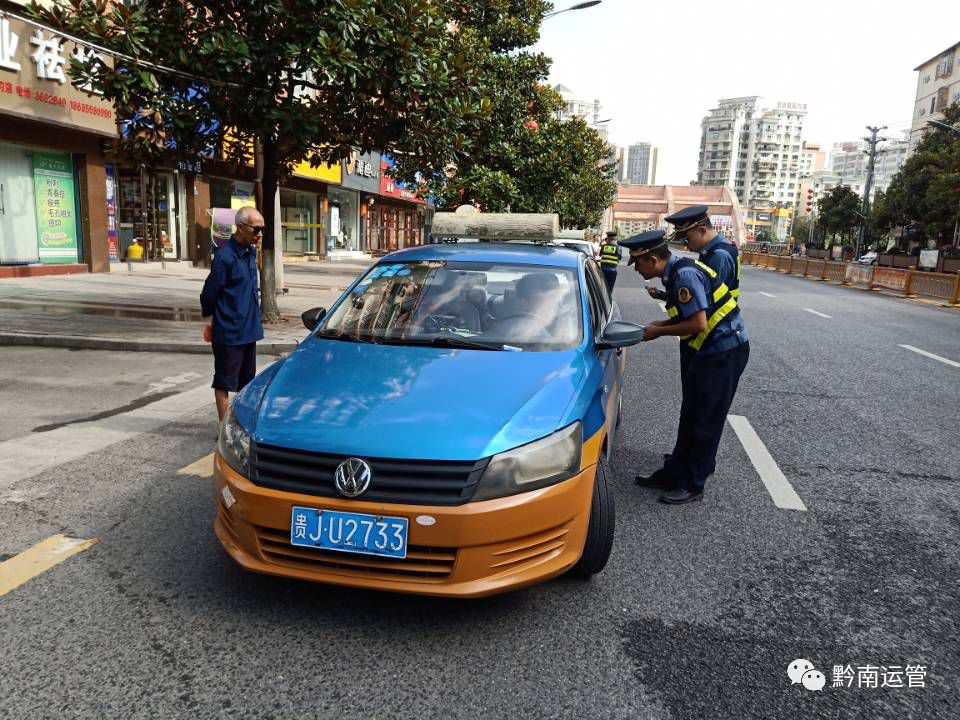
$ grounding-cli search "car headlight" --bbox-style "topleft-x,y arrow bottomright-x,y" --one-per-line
473,422 -> 582,501
218,408 -> 251,476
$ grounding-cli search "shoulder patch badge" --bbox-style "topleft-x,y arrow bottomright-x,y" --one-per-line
678,286 -> 692,303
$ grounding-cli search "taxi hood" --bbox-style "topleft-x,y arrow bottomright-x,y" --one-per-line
247,337 -> 585,461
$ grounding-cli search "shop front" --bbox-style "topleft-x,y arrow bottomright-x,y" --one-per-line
280,156 -> 341,259
0,14 -> 116,275
365,155 -> 430,254
115,160 -> 193,261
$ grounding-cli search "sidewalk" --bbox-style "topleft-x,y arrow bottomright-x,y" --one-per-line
0,259 -> 370,354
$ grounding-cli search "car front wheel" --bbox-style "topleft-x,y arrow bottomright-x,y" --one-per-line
569,458 -> 615,578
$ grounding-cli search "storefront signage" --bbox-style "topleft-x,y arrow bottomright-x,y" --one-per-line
293,155 -> 341,184
176,158 -> 202,174
32,151 -> 79,264
0,16 -> 116,136
341,150 -> 381,193
379,155 -> 427,204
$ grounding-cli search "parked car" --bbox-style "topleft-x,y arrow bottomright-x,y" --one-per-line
214,243 -> 644,597
854,252 -> 878,265
558,238 -> 599,260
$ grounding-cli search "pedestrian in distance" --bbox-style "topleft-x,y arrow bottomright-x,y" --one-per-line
599,230 -> 622,296
620,230 -> 749,505
664,205 -> 741,301
201,206 -> 265,423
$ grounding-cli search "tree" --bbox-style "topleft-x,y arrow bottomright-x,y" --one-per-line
873,103 -> 960,247
791,216 -> 813,245
32,0 -> 486,321
755,229 -> 775,244
392,2 -> 616,228
817,185 -> 861,247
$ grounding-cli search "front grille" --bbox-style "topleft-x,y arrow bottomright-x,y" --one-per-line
249,442 -> 488,506
255,526 -> 456,581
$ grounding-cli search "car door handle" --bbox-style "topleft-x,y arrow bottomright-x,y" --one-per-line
616,347 -> 623,356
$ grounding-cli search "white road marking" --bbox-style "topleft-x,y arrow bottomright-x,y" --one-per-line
899,344 -> 960,368
727,415 -> 807,511
144,371 -> 202,396
0,385 -> 213,493
804,308 -> 832,319
758,291 -> 776,298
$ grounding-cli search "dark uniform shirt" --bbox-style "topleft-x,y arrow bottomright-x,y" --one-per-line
663,254 -> 747,356
200,237 -> 264,346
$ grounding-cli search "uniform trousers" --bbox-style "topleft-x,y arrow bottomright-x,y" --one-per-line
664,341 -> 750,493
601,266 -> 617,295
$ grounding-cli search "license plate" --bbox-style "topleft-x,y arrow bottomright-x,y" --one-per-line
290,507 -> 408,559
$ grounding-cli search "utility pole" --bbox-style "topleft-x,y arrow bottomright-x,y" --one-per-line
857,125 -> 886,258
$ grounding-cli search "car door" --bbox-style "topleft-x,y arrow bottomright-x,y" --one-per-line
583,261 -> 622,456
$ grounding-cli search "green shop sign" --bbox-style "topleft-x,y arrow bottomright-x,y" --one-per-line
32,152 -> 79,264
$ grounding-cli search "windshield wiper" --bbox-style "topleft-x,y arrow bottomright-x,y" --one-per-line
380,333 -> 505,351
317,331 -> 375,344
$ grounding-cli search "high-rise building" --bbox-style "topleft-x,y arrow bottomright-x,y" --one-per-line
909,41 -> 960,153
696,96 -> 807,211
829,137 -> 909,200
625,143 -> 658,185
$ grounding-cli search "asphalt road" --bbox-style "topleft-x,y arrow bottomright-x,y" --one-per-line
1,261 -> 958,719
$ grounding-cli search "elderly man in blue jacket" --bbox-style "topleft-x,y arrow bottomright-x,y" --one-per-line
201,206 -> 265,421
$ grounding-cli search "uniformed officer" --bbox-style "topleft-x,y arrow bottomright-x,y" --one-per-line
598,230 -> 622,295
664,205 -> 741,300
619,230 -> 750,504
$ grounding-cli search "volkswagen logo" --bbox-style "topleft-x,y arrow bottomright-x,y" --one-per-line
334,458 -> 372,498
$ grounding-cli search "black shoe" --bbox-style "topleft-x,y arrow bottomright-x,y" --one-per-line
635,468 -> 672,489
659,489 -> 704,505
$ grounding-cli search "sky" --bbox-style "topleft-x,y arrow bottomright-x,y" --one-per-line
533,0 -> 960,185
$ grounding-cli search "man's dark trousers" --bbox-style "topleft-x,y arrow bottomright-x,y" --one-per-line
602,267 -> 617,295
664,342 -> 750,493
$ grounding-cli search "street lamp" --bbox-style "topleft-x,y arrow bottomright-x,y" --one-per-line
927,119 -> 960,135
544,1 -> 602,19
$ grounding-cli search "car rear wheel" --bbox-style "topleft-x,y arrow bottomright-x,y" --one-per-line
569,457 -> 615,578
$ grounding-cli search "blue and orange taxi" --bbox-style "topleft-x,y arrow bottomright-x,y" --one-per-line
214,243 -> 645,597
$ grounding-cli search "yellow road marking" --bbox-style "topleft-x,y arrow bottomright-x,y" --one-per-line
0,534 -> 97,598
177,453 -> 214,478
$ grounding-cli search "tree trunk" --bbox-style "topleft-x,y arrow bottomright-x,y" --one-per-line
258,137 -> 282,323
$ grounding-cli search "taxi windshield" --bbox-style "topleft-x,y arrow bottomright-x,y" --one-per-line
318,260 -> 583,351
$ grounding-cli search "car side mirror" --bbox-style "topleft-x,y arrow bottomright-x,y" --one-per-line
301,306 -> 327,331
595,320 -> 646,350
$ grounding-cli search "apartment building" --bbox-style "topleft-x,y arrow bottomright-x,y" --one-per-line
624,143 -> 658,185
910,41 -> 960,153
697,96 -> 807,210
829,138 -> 908,200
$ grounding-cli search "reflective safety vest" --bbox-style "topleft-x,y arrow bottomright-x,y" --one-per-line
665,258 -> 740,352
701,241 -> 741,298
600,242 -> 619,267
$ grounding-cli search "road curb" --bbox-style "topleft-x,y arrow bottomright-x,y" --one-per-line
0,333 -> 298,355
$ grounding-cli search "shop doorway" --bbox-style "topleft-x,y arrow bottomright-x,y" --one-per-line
280,189 -> 320,255
117,169 -> 182,260
0,144 -> 39,264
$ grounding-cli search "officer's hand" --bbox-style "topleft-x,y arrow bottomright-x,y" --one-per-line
642,325 -> 660,342
646,287 -> 658,299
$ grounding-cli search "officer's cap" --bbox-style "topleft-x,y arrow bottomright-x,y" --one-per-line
605,230 -> 618,238
618,230 -> 668,260
664,205 -> 709,237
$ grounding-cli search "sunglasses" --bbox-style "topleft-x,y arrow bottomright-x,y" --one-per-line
239,222 -> 265,234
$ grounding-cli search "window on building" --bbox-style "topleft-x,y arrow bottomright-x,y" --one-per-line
937,86 -> 950,111
931,96 -> 937,113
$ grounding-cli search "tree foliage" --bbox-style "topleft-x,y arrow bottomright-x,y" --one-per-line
392,2 -> 616,229
817,184 -> 862,246
870,102 -> 960,246
31,0 -> 487,320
